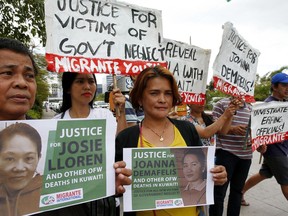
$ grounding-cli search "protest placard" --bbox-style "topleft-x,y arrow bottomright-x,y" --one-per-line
163,38 -> 211,105
213,22 -> 260,102
45,0 -> 166,74
0,118 -> 115,215
250,101 -> 288,151
123,146 -> 215,212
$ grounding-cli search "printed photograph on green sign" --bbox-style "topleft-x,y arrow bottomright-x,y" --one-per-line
123,146 -> 215,212
0,118 -> 116,215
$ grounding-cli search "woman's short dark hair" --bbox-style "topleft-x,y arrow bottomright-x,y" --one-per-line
129,66 -> 181,111
0,38 -> 39,76
0,123 -> 42,157
60,72 -> 97,113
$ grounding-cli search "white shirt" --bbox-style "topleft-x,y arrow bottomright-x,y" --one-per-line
53,107 -> 117,135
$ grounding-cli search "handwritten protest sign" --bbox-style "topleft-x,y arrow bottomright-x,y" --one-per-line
0,118 -> 115,215
163,38 -> 211,105
213,22 -> 260,102
123,146 -> 215,212
45,0 -> 166,74
250,101 -> 288,151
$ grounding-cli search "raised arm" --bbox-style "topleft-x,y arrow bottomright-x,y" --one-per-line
112,88 -> 127,135
196,104 -> 236,138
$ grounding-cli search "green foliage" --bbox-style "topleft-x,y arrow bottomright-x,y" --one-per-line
254,66 -> 288,101
205,79 -> 228,110
253,72 -> 271,101
27,98 -> 42,119
27,54 -> 50,119
205,66 -> 288,108
205,90 -> 226,110
0,0 -> 46,46
96,93 -> 105,101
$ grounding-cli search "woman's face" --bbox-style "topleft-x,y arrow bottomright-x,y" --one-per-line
189,104 -> 205,114
183,154 -> 203,182
140,77 -> 173,119
0,134 -> 39,194
70,74 -> 96,106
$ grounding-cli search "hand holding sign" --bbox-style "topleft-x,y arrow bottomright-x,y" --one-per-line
114,161 -> 132,195
210,165 -> 227,186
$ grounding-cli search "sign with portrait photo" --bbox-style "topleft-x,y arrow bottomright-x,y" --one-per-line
123,146 -> 215,212
0,118 -> 115,215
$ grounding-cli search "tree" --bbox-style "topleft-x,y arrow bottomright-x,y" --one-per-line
254,66 -> 288,101
206,66 -> 288,108
0,0 -> 46,47
27,54 -> 50,119
96,93 -> 105,101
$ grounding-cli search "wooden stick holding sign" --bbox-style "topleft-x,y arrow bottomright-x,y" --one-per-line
113,74 -> 120,117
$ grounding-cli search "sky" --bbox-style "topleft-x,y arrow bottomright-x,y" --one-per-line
119,0 -> 288,81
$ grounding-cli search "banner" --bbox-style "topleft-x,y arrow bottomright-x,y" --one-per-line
0,118 -> 115,215
213,22 -> 260,102
123,146 -> 215,212
163,38 -> 211,105
45,0 -> 166,74
250,101 -> 288,151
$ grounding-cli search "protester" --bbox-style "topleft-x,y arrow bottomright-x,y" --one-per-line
0,38 -> 37,120
209,97 -> 252,216
241,72 -> 288,205
54,72 -> 127,134
54,71 -> 129,215
184,102 -> 237,146
0,38 -> 131,216
0,123 -> 42,216
125,75 -> 144,127
45,101 -> 49,112
181,148 -> 207,205
116,66 -> 228,216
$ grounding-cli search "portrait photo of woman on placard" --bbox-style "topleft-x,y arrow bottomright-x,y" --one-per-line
0,122 -> 42,216
180,148 -> 207,206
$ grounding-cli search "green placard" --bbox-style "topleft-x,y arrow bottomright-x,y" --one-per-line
40,119 -> 106,210
131,148 -> 181,210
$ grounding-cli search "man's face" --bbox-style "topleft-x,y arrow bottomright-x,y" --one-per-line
0,50 -> 36,120
272,83 -> 288,100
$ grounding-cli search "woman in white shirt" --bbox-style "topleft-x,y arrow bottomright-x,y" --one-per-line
53,72 -> 130,216
54,72 -> 127,134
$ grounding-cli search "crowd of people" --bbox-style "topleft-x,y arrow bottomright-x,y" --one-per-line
0,37 -> 287,216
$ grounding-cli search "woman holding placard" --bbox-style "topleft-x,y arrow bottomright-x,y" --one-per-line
54,72 -> 130,216
184,101 -> 237,146
116,66 -> 227,216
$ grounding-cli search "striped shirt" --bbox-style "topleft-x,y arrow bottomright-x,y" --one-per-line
213,98 -> 252,160
125,96 -> 144,124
